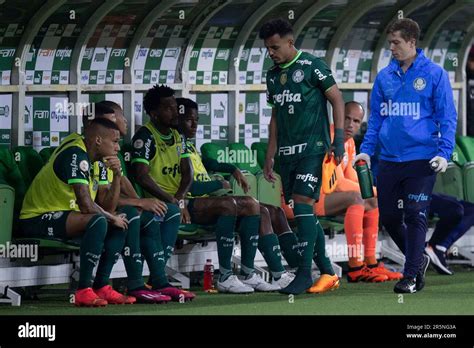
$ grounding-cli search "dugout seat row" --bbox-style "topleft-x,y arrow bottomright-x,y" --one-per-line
200,141 -> 282,206
3,135 -> 472,250
433,136 -> 474,203
120,141 -> 285,242
0,146 -> 82,253
200,142 -> 344,235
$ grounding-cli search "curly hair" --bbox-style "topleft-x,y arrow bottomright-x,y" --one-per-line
259,18 -> 293,40
143,84 -> 175,115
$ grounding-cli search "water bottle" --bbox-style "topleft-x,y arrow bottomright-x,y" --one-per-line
355,160 -> 374,199
203,259 -> 215,292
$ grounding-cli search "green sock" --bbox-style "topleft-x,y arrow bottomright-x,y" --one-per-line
215,215 -> 236,281
140,211 -> 169,289
239,215 -> 260,276
312,218 -> 335,275
160,203 -> 181,264
119,206 -> 144,291
294,203 -> 317,269
93,217 -> 128,290
78,215 -> 108,289
278,231 -> 299,268
258,233 -> 285,278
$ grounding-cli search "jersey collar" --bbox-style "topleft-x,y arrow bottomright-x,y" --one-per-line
279,50 -> 302,69
389,48 -> 425,73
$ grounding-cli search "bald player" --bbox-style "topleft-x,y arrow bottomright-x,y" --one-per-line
314,102 -> 402,283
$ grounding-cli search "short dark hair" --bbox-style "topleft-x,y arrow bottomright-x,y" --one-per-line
98,100 -> 121,112
176,97 -> 198,116
87,117 -> 120,132
259,18 -> 293,40
143,84 -> 175,115
94,102 -> 115,118
82,102 -> 114,129
386,18 -> 420,43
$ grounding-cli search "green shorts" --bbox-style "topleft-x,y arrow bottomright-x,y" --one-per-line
280,154 -> 324,203
19,211 -> 71,239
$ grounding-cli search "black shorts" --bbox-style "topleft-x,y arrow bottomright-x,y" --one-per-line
19,211 -> 71,239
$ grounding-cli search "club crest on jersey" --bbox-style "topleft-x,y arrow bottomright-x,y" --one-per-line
413,77 -> 426,91
292,69 -> 304,83
79,160 -> 89,172
134,139 -> 144,149
280,72 -> 287,85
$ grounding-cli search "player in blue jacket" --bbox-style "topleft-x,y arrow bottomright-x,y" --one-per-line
355,18 -> 457,293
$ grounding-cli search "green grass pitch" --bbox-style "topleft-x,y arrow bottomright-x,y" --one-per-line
1,266 -> 472,315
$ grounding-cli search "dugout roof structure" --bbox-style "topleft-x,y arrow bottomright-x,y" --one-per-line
0,0 -> 472,150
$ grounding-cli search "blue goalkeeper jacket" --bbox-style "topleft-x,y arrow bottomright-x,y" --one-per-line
360,48 -> 457,162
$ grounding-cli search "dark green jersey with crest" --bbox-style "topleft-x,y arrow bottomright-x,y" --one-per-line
266,51 -> 336,163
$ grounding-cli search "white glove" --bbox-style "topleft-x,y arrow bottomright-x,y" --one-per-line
353,153 -> 371,169
429,156 -> 448,173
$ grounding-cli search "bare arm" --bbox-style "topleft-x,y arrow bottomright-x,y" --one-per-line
95,156 -> 123,213
266,108 -> 278,161
96,177 -> 121,213
94,201 -> 128,229
174,157 -> 193,200
120,176 -> 140,199
93,201 -> 118,221
325,85 -> 344,131
72,184 -> 127,229
325,85 -> 345,164
117,175 -> 141,206
263,108 -> 278,182
133,162 -> 176,203
73,184 -> 102,215
97,175 -> 142,209
116,176 -> 168,216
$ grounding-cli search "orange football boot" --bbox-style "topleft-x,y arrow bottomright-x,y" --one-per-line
74,287 -> 108,307
368,262 -> 403,281
307,274 -> 340,294
347,264 -> 388,282
94,285 -> 136,304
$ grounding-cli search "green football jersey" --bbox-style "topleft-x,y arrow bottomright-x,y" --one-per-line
266,50 -> 336,163
20,136 -> 102,219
